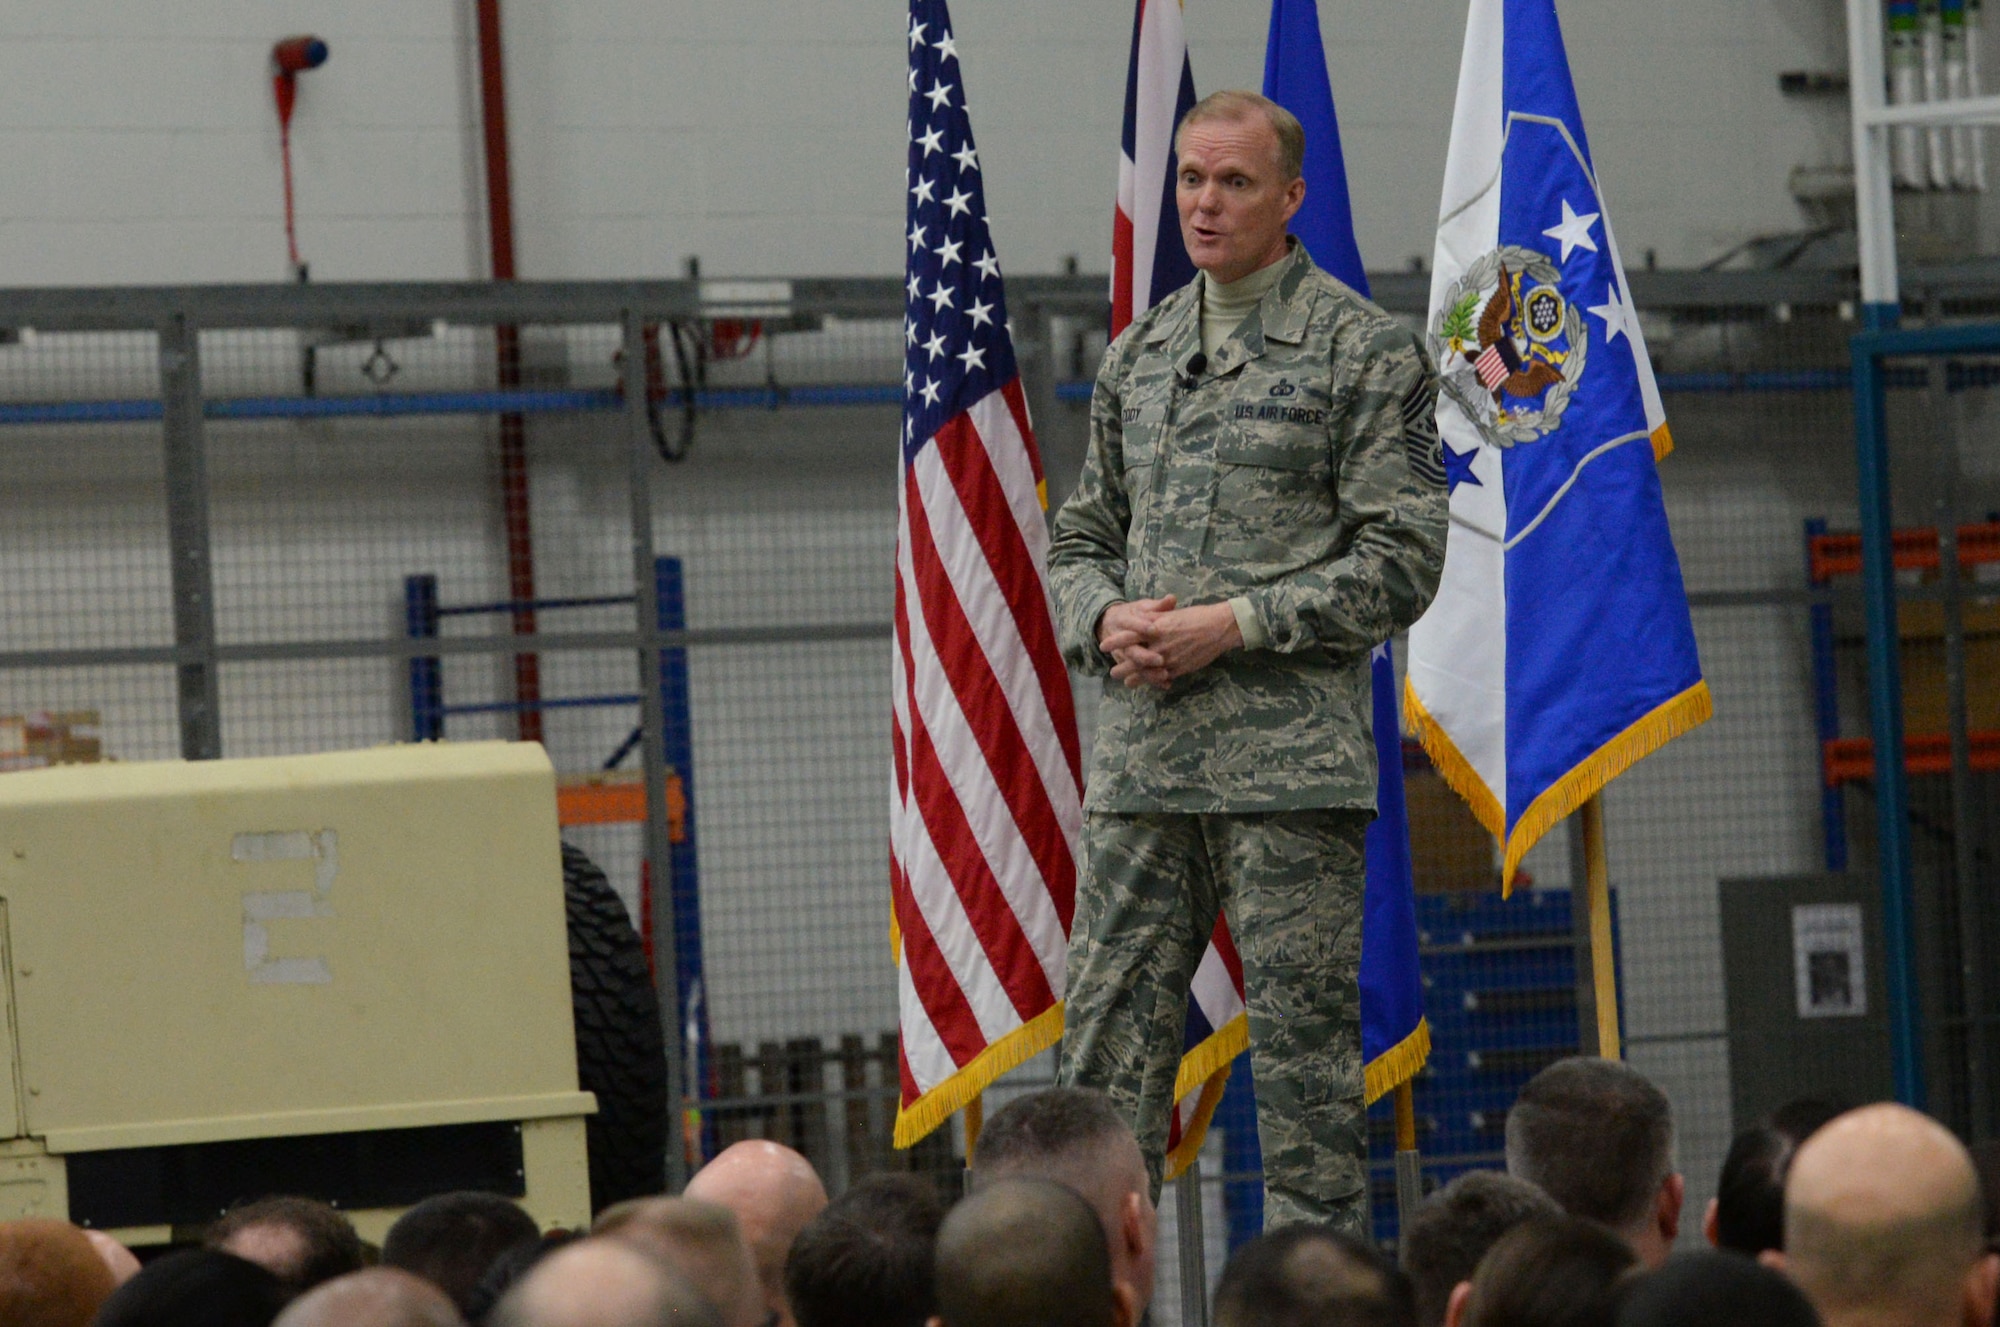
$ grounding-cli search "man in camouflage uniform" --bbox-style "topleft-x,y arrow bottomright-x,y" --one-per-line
1048,90 -> 1448,1234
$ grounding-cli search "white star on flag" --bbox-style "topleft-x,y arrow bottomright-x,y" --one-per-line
907,222 -> 927,252
1588,282 -> 1637,346
911,177 -> 935,206
942,187 -> 973,218
908,19 -> 926,49
951,143 -> 978,173
955,344 -> 986,372
917,126 -> 944,157
923,330 -> 947,362
918,376 -> 941,406
1542,198 -> 1600,263
934,30 -> 958,62
925,80 -> 953,111
966,298 -> 993,328
936,237 -> 963,267
927,282 -> 955,312
973,251 -> 999,281
906,273 -> 922,299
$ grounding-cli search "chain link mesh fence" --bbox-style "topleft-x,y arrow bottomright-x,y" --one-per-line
0,272 -> 1993,1317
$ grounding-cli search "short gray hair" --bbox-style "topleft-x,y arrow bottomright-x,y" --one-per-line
1175,90 -> 1305,180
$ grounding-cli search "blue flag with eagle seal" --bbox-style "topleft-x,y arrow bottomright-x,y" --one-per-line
1406,0 -> 1709,893
1262,0 -> 1429,1102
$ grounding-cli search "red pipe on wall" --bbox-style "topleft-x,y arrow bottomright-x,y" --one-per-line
473,0 -> 543,744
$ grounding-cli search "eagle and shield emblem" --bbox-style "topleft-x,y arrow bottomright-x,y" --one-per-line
1428,245 -> 1587,447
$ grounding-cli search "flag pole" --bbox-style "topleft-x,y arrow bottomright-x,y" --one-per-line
964,1092 -> 984,1155
1392,1081 -> 1423,1229
1578,795 -> 1621,1058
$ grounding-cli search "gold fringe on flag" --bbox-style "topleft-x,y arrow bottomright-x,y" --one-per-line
891,1003 -> 1066,1150
1651,421 -> 1674,462
1405,679 -> 1713,895
1363,1017 -> 1432,1106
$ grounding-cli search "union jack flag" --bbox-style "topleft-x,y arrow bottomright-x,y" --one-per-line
1112,0 -> 1198,338
1106,0 -> 1251,1180
890,0 -> 1084,1146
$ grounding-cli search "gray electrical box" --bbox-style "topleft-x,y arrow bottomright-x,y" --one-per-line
1720,872 -> 1895,1131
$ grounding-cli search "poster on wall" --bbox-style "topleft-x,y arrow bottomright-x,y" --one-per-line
1793,903 -> 1868,1019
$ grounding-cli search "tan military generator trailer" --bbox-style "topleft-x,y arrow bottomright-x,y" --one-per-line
0,741 -> 596,1244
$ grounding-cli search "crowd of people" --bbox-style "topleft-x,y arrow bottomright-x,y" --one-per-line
4,1057 -> 1997,1327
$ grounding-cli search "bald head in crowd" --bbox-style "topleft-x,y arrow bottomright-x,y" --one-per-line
1506,1057 -> 1683,1268
488,1238 -> 721,1327
594,1196 -> 765,1327
1770,1104 -> 1999,1327
273,1268 -> 466,1327
0,1218 -> 118,1327
971,1087 -> 1158,1317
685,1140 -> 828,1327
931,1178 -> 1137,1327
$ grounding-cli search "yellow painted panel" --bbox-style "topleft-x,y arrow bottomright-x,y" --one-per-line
0,743 -> 581,1145
0,901 -> 21,1140
0,1141 -> 63,1221
520,1115 -> 592,1230
39,1090 -> 595,1154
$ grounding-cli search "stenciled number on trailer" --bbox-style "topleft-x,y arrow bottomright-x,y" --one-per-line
232,829 -> 337,985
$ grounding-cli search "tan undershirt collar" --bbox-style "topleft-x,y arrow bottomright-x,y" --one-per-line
1200,259 -> 1288,360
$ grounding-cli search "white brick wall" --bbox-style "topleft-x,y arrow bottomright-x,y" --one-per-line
0,0 -> 1872,285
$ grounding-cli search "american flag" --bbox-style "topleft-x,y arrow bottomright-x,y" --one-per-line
890,0 -> 1084,1147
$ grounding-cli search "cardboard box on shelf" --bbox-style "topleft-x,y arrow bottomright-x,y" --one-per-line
0,711 -> 103,772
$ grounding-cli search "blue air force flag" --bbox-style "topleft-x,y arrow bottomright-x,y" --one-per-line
1405,0 -> 1709,892
1263,0 -> 1428,1099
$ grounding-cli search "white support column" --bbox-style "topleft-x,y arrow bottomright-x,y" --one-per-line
1851,0 -> 1904,321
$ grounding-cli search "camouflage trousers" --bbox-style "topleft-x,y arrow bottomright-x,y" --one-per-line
1055,808 -> 1370,1235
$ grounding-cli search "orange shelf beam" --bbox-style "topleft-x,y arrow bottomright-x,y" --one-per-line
1809,522 -> 2000,582
1823,732 -> 2000,786
556,771 -> 687,841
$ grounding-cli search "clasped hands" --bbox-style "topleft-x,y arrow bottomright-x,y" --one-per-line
1097,595 -> 1243,690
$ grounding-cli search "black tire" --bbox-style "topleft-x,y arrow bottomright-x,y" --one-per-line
562,841 -> 670,1213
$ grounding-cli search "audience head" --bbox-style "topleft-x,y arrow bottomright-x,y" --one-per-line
930,1177 -> 1135,1327
1505,1058 -> 1682,1267
488,1236 -> 721,1327
84,1228 -> 142,1287
1967,1139 -> 2000,1245
685,1140 -> 829,1327
594,1197 -> 764,1327
1400,1171 -> 1561,1327
93,1248 -> 293,1327
785,1172 -> 946,1327
971,1087 -> 1157,1314
206,1195 -> 367,1297
1460,1213 -> 1637,1327
1214,1223 -> 1415,1327
1705,1097 -> 1843,1255
0,1217 -> 118,1327
382,1190 -> 541,1317
1773,1103 -> 1997,1327
272,1267 -> 466,1327
1612,1250 -> 1818,1327
463,1230 -> 578,1326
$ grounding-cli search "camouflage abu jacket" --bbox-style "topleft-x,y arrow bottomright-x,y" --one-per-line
1049,242 -> 1449,813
